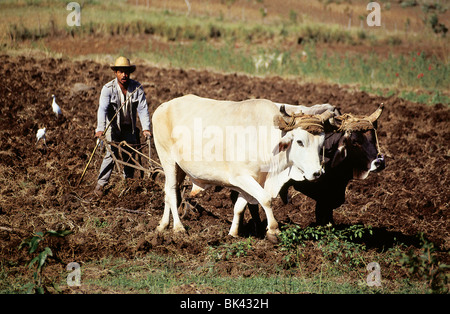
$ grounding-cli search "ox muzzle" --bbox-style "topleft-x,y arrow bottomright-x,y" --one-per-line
370,153 -> 385,172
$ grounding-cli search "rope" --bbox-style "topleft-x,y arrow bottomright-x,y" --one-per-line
373,129 -> 382,157
335,114 -> 383,156
277,114 -> 326,134
100,137 -> 163,168
321,144 -> 325,172
335,114 -> 374,133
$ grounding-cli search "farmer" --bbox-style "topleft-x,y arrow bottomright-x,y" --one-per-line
94,56 -> 151,197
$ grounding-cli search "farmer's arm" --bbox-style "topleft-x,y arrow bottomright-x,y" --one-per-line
136,86 -> 152,137
95,85 -> 111,138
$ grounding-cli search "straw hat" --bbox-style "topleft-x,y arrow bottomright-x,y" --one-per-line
110,56 -> 136,73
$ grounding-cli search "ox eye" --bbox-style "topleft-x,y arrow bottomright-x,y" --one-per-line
297,140 -> 304,147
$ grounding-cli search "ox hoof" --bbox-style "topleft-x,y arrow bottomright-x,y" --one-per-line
266,232 -> 280,244
156,225 -> 167,233
174,225 -> 187,234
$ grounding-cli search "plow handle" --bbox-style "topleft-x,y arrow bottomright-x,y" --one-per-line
77,138 -> 101,187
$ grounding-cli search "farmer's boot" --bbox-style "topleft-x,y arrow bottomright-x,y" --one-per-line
94,184 -> 104,198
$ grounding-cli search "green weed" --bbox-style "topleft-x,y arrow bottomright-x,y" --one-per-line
208,238 -> 254,261
398,233 -> 449,294
279,224 -> 372,269
18,229 -> 72,294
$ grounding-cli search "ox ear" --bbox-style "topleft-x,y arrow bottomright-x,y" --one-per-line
331,131 -> 350,168
275,133 -> 293,154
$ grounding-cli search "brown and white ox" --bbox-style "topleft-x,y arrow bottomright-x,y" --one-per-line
240,103 -> 386,233
280,104 -> 386,225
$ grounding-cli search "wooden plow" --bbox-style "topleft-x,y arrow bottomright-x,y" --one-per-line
95,137 -> 194,218
98,136 -> 164,181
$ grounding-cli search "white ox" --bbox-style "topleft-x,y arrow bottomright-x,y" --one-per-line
188,102 -> 337,195
152,94 -> 333,241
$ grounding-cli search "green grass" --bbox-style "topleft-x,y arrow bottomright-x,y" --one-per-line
140,40 -> 449,105
0,1 -> 385,44
2,227 -> 436,295
5,254 -> 422,294
0,255 -> 428,294
1,0 -> 448,105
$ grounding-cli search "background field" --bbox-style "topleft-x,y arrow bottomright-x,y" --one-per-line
1,0 -> 449,103
0,0 -> 448,294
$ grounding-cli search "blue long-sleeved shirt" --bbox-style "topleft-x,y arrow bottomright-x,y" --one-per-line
96,78 -> 151,134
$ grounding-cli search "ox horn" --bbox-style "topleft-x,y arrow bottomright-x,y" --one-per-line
318,109 -> 335,123
279,105 -> 292,117
274,114 -> 290,130
275,105 -> 298,130
368,103 -> 384,123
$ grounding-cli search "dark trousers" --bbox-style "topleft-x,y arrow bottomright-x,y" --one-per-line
97,125 -> 138,186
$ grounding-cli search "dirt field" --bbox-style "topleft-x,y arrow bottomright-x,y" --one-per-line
0,53 -> 448,287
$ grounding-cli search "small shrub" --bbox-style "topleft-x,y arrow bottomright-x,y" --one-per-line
279,224 -> 373,269
398,233 -> 449,293
209,238 -> 253,261
18,229 -> 72,294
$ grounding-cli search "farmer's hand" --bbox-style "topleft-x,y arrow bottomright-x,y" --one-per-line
95,131 -> 103,138
143,130 -> 152,138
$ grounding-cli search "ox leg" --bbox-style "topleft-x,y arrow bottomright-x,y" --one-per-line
229,176 -> 280,242
231,191 -> 264,238
157,197 -> 171,232
231,190 -> 263,237
247,204 -> 264,238
157,163 -> 186,233
171,164 -> 186,233
315,202 -> 334,225
229,194 -> 248,237
314,185 -> 346,226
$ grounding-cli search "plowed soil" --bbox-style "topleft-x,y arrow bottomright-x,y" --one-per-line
0,54 -> 448,283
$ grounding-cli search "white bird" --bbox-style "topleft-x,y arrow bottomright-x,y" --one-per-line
36,127 -> 46,146
51,94 -> 62,118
